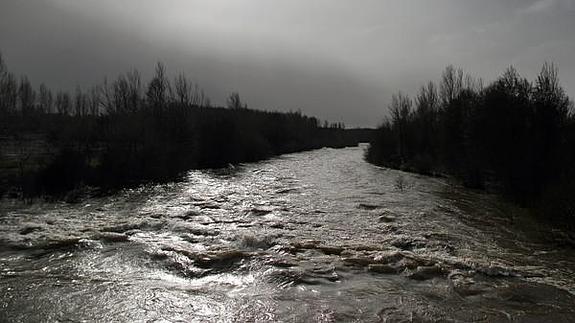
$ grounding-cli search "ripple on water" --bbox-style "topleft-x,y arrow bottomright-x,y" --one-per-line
1,147 -> 575,321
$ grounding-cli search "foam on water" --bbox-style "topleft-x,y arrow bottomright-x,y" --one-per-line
1,146 -> 575,321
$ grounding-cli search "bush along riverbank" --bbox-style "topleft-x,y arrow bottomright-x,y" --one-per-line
366,63 -> 575,231
0,53 -> 374,199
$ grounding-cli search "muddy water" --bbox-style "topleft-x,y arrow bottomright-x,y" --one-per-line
1,146 -> 575,322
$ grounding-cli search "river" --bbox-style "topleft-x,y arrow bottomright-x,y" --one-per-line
1,146 -> 575,322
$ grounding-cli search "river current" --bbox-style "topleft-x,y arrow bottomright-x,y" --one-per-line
1,146 -> 575,322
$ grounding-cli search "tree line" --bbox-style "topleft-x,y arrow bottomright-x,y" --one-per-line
366,63 -> 575,229
0,53 -> 371,198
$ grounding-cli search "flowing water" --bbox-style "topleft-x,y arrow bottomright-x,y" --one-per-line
1,146 -> 575,322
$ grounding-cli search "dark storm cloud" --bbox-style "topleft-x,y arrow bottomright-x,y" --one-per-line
1,0 -> 574,126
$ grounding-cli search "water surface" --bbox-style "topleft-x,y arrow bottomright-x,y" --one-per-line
1,146 -> 575,322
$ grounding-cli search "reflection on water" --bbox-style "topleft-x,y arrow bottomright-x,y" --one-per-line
1,146 -> 575,322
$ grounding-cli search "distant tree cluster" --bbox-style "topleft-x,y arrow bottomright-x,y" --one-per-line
0,52 -> 369,198
367,64 -> 575,227
0,58 -> 212,117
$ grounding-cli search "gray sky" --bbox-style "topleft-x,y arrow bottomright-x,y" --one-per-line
1,0 -> 574,127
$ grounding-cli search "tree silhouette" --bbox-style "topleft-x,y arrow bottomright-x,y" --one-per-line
367,63 -> 575,227
0,52 -> 370,198
146,62 -> 169,111
227,92 -> 247,109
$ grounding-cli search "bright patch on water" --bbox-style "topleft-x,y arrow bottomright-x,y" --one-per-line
1,146 -> 575,321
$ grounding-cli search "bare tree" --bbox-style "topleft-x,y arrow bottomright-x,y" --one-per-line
390,92 -> 412,125
74,86 -> 90,117
226,92 -> 246,109
88,86 -> 101,116
464,74 -> 483,93
0,53 -> 5,76
191,84 -> 200,106
173,73 -> 193,106
0,72 -> 18,114
126,69 -> 142,113
416,81 -> 438,117
439,65 -> 464,107
38,84 -> 53,114
389,92 -> 412,158
113,75 -> 130,114
100,77 -> 115,114
200,89 -> 211,107
203,95 -> 211,108
18,77 -> 36,116
146,62 -> 170,110
55,91 -> 71,115
534,62 -> 572,120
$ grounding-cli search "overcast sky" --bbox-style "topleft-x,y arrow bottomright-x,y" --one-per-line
1,0 -> 574,127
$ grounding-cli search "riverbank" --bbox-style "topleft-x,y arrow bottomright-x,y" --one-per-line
0,112 -> 374,199
366,64 -> 575,232
1,53 -> 376,198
